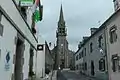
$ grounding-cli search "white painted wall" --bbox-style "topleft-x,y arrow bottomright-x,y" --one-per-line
36,36 -> 45,78
23,40 -> 30,80
0,15 -> 17,80
0,0 -> 38,80
0,0 -> 37,48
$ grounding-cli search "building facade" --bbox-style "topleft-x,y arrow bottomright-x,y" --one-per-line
0,0 -> 38,80
75,8 -> 120,80
36,37 -> 54,79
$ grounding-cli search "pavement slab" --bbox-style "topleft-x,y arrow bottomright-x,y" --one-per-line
57,70 -> 96,80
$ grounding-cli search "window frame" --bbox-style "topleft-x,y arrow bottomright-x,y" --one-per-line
98,35 -> 103,48
99,58 -> 105,71
112,54 -> 119,72
90,42 -> 93,53
109,25 -> 117,44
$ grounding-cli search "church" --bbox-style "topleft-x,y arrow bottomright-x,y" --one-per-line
52,5 -> 75,69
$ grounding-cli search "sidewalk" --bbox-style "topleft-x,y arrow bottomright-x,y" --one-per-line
35,70 -> 57,80
75,70 -> 96,80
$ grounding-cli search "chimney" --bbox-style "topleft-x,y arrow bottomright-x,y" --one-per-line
83,36 -> 89,41
78,42 -> 82,49
90,28 -> 98,35
113,0 -> 120,11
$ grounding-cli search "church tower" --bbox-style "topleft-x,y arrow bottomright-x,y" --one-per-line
56,5 -> 69,69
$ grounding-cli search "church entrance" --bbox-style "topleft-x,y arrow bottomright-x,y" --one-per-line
60,59 -> 65,69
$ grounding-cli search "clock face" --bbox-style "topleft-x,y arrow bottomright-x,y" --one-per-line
61,44 -> 63,47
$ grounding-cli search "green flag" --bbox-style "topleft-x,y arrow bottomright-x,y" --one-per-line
34,10 -> 40,22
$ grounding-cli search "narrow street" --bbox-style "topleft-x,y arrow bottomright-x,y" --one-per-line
57,70 -> 96,80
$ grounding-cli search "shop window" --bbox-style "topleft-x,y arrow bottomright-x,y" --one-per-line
109,25 -> 117,43
99,58 -> 105,71
112,54 -> 119,72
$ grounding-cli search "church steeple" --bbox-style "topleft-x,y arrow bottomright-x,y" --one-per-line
56,4 -> 67,38
59,4 -> 64,22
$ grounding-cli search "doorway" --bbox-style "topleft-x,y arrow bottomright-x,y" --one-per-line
91,60 -> 95,76
14,34 -> 25,80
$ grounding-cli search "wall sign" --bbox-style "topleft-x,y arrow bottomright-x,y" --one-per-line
5,51 -> 10,71
20,0 -> 33,6
37,44 -> 44,51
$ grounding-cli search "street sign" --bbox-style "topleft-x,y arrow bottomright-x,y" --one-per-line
20,0 -> 33,6
5,51 -> 10,71
37,44 -> 44,51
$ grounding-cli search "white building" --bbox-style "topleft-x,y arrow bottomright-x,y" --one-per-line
0,0 -> 38,80
36,36 -> 54,79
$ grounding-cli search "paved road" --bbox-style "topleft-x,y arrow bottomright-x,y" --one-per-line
57,70 -> 95,80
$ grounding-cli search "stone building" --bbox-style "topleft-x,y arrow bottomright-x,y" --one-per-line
75,4 -> 120,80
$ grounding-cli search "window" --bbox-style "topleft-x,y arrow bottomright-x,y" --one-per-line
81,50 -> 83,57
76,55 -> 78,61
0,23 -> 3,36
85,62 -> 87,70
84,48 -> 86,56
109,25 -> 117,43
98,35 -> 103,48
76,65 -> 79,70
112,54 -> 119,72
79,53 -> 81,59
0,49 -> 1,59
0,11 -> 3,36
90,42 -> 93,53
99,58 -> 105,71
20,7 -> 27,20
0,11 -> 2,22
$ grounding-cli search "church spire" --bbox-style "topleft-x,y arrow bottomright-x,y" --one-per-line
59,4 -> 64,22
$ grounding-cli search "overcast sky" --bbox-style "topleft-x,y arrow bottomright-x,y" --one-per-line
37,0 -> 114,51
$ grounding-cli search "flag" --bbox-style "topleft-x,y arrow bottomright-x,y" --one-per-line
34,10 -> 40,22
31,0 -> 40,13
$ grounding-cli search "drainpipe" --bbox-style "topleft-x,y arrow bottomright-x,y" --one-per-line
104,25 -> 110,80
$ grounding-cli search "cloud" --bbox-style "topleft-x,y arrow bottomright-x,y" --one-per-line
38,0 -> 114,51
